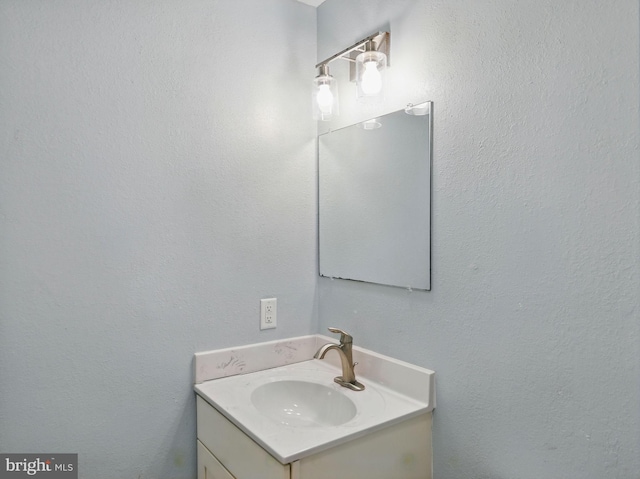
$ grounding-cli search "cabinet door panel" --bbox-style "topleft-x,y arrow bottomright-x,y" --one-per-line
298,413 -> 432,479
197,396 -> 290,479
197,440 -> 235,479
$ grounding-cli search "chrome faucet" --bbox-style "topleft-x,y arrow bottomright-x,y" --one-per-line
314,327 -> 365,391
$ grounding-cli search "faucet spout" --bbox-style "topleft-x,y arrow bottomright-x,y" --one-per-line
314,344 -> 355,382
313,343 -> 339,359
314,328 -> 365,391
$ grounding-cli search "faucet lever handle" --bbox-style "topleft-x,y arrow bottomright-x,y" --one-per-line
327,327 -> 353,344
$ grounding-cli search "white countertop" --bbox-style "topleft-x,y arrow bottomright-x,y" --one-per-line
195,353 -> 433,463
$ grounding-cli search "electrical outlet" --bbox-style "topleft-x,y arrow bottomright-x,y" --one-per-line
260,298 -> 277,330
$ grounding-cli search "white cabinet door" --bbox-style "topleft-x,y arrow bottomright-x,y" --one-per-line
197,396 -> 290,479
197,440 -> 235,479
298,413 -> 432,479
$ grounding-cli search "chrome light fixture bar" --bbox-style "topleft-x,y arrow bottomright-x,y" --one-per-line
316,31 -> 390,81
313,31 -> 390,121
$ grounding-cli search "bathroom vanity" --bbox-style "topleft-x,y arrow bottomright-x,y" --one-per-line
194,334 -> 435,479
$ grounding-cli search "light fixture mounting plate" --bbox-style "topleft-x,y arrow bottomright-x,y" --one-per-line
316,31 -> 390,82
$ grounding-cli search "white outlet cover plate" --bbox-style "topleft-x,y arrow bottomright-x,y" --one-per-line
260,298 -> 277,330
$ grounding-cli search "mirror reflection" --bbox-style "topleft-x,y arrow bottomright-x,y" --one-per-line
318,102 -> 432,290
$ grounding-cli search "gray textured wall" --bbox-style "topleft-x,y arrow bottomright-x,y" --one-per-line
1,0 -> 639,478
317,1 -> 640,477
0,1 -> 316,477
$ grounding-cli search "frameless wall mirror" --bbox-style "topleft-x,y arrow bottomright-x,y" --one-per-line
318,102 -> 432,291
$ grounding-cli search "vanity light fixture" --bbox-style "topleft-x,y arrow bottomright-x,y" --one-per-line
355,41 -> 387,100
313,31 -> 390,121
312,64 -> 339,121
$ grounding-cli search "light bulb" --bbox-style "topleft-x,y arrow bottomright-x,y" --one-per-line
312,66 -> 338,121
361,61 -> 382,95
316,84 -> 334,114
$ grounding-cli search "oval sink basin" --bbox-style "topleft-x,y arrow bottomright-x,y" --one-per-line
251,380 -> 356,427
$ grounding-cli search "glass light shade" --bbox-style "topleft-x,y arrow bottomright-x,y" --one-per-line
355,50 -> 386,100
312,74 -> 338,121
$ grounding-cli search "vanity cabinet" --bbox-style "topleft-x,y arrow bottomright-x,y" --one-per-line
196,396 -> 432,479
